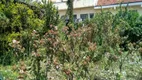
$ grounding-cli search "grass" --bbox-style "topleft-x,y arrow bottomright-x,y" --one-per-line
0,65 -> 18,80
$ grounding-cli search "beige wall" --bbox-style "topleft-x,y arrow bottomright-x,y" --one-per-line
129,6 -> 142,15
54,0 -> 96,10
95,5 -> 142,15
58,5 -> 142,19
59,7 -> 95,19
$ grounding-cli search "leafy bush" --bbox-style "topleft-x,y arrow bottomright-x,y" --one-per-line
0,1 -> 44,64
10,24 -> 142,80
0,1 -> 142,80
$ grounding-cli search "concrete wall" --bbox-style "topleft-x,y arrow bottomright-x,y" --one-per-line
59,7 -> 95,19
95,5 -> 142,15
58,5 -> 142,20
54,0 -> 97,10
130,6 -> 142,15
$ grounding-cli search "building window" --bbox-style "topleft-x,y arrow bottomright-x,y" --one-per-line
73,14 -> 77,22
80,14 -> 88,21
90,13 -> 94,19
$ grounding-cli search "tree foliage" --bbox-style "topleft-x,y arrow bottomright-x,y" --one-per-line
66,0 -> 74,24
40,0 -> 59,33
0,0 -> 44,64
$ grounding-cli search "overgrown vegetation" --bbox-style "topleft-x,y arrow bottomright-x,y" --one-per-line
0,0 -> 142,80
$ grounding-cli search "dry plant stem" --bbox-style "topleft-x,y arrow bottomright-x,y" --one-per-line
46,52 -> 48,79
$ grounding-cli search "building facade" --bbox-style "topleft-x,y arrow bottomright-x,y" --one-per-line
52,0 -> 142,21
95,0 -> 142,15
53,0 -> 97,21
33,0 -> 142,21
